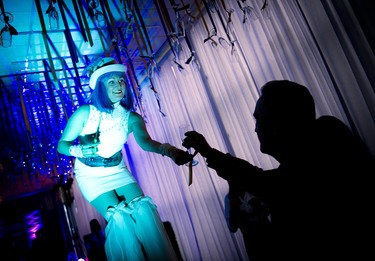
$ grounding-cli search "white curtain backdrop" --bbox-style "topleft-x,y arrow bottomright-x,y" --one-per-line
71,1 -> 374,260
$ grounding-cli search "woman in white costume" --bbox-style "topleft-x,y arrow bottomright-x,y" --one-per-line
57,57 -> 191,261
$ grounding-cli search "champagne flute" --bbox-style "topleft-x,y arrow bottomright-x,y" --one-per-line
178,124 -> 199,166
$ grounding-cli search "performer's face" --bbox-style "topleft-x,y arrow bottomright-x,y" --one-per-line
104,74 -> 126,103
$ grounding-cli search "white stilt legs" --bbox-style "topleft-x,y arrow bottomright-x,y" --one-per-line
104,197 -> 179,261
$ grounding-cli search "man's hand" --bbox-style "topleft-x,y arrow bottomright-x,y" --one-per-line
182,131 -> 212,157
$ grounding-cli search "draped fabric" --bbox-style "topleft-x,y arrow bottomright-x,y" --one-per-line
71,1 -> 374,260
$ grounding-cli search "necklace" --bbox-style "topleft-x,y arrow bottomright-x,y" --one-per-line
112,102 -> 122,118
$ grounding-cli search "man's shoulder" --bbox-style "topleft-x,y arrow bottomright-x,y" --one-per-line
316,115 -> 346,128
315,115 -> 353,142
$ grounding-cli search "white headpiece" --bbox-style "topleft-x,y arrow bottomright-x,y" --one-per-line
87,57 -> 127,89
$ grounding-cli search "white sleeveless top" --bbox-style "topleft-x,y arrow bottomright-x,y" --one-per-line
74,104 -> 137,202
80,104 -> 129,158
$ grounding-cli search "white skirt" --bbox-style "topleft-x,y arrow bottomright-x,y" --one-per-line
74,158 -> 137,202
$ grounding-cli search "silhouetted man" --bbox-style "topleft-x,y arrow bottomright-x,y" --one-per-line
183,80 -> 374,261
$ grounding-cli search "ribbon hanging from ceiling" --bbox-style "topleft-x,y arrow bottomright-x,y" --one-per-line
169,0 -> 198,67
78,0 -> 93,46
85,0 -> 110,57
60,57 -> 74,109
71,0 -> 88,43
100,0 -> 123,62
179,0 -> 196,27
45,34 -> 86,105
35,0 -> 59,84
117,27 -> 147,119
133,0 -> 160,79
120,0 -> 132,22
131,1 -> 165,117
56,0 -> 79,63
154,0 -> 184,71
132,17 -> 166,117
212,0 -> 236,55
236,0 -> 259,23
201,0 -> 219,46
